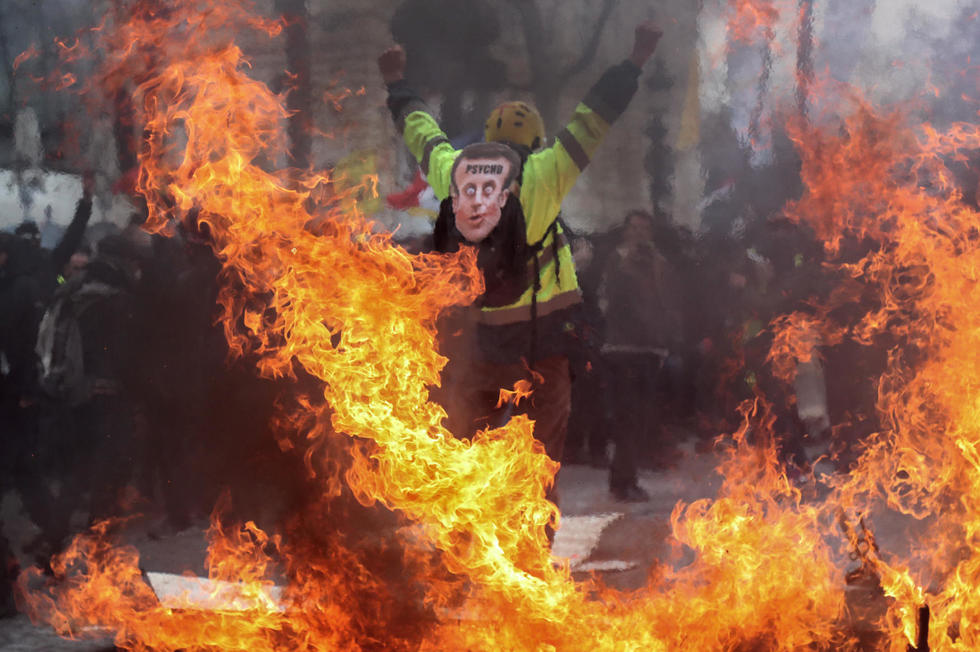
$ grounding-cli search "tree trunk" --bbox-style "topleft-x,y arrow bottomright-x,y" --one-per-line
277,0 -> 312,171
795,0 -> 815,122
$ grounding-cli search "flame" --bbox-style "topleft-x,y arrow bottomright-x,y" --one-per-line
783,78 -> 980,648
726,0 -> 783,45
54,37 -> 83,61
17,516 -> 290,650
768,312 -> 834,384
14,0 -> 980,650
54,73 -> 77,91
13,45 -> 39,72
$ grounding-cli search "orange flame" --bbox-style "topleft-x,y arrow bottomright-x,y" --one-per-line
17,0 -> 980,650
726,0 -> 784,44
784,78 -> 980,648
13,45 -> 39,72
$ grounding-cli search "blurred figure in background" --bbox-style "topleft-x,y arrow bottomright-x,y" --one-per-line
599,210 -> 683,501
34,233 -> 146,544
563,232 -> 609,468
379,21 -> 663,521
0,232 -> 45,566
13,172 -> 94,309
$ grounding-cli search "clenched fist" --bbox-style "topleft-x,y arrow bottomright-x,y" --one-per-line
377,45 -> 406,84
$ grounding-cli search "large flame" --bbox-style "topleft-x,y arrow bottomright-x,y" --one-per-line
726,0 -> 783,45
784,93 -> 980,649
14,0 -> 980,650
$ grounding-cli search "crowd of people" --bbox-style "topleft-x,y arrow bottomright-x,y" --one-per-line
0,181 -> 319,616
381,19 -> 850,515
0,19 -> 886,619
560,207 -> 834,498
0,170 -> 867,618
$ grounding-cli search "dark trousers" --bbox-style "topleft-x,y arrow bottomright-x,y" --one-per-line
74,397 -> 140,523
446,354 -> 571,506
566,357 -> 607,463
0,529 -> 16,616
0,400 -> 65,549
604,351 -> 663,491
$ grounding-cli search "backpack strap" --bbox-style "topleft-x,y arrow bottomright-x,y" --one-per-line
433,143 -> 570,366
525,217 -> 562,366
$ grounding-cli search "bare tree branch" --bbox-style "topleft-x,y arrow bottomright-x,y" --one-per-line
557,0 -> 618,84
505,0 -> 551,82
502,0 -> 619,130
0,15 -> 15,115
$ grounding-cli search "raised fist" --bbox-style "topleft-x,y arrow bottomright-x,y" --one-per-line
629,21 -> 663,68
377,45 -> 406,84
82,170 -> 96,197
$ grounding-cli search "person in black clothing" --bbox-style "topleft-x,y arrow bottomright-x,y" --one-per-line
0,234 -> 40,405
563,233 -> 609,468
3,174 -> 97,565
1,236 -> 37,595
0,233 -> 45,570
28,233 -> 146,555
0,532 -> 16,619
77,234 -> 146,523
14,172 -> 95,309
599,210 -> 683,501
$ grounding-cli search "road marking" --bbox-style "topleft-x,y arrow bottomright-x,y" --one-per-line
552,512 -> 625,570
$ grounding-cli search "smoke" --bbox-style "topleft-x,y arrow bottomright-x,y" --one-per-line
813,0 -> 876,85
693,0 -> 977,235
13,108 -> 42,166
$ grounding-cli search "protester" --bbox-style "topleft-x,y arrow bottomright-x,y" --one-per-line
36,233 -> 146,530
378,22 -> 663,515
5,175 -> 95,516
13,171 -> 94,308
563,233 -> 609,468
598,210 -> 683,501
0,232 -> 46,566
0,532 -> 15,619
59,246 -> 90,284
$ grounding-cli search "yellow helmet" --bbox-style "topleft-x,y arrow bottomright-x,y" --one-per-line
484,101 -> 545,151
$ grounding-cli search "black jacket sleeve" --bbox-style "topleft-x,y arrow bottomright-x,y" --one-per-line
582,60 -> 643,125
50,195 -> 93,273
385,79 -> 430,133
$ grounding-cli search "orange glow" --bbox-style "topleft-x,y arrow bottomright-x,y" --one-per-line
726,0 -> 783,44
768,312 -> 819,384
15,0 -> 980,650
13,45 -> 39,72
784,82 -> 980,649
54,73 -> 77,90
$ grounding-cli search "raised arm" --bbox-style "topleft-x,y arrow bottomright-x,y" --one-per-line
521,22 -> 662,242
378,45 -> 458,200
50,171 -> 95,273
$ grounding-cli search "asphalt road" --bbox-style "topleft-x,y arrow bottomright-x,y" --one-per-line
1,436 -> 897,650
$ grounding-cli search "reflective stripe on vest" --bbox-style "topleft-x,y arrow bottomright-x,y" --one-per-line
478,288 -> 582,325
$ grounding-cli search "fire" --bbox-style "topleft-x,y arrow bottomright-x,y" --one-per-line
784,82 -> 980,648
726,0 -> 783,45
13,45 -> 39,72
18,517 -> 290,650
768,312 -> 843,385
12,0 -> 980,650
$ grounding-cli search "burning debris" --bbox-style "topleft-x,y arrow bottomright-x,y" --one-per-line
0,0 -> 978,650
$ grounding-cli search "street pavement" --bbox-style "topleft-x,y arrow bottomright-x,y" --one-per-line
1,436 -> 885,650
